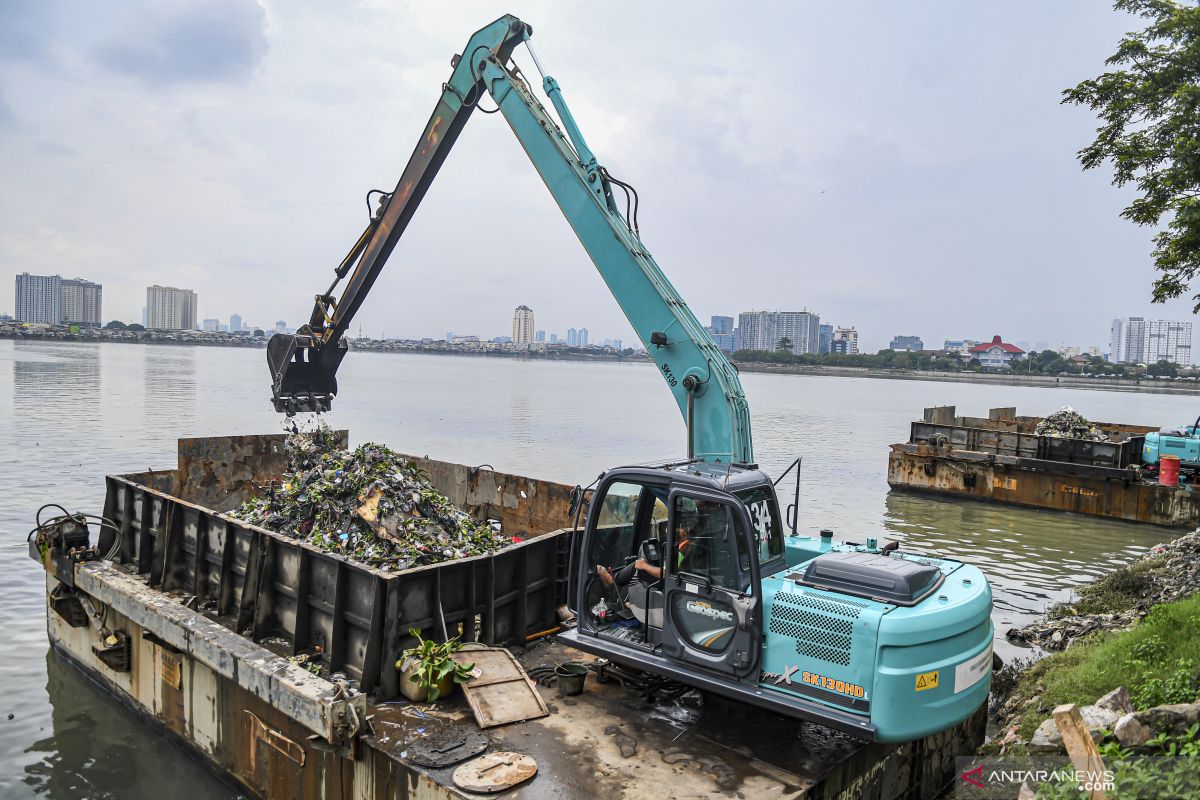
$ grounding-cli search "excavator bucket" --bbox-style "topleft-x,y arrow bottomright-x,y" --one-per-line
266,332 -> 347,414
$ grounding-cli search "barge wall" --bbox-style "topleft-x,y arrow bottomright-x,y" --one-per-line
98,433 -> 577,699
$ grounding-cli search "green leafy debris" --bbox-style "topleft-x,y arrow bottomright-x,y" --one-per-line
232,426 -> 506,571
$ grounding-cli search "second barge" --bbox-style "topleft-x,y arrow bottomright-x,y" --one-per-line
888,406 -> 1200,527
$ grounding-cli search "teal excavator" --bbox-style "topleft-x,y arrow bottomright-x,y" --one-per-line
268,15 -> 993,742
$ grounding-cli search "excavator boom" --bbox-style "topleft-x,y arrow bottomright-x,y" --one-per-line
268,14 -> 752,464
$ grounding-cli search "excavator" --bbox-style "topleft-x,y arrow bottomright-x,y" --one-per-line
266,14 -> 993,742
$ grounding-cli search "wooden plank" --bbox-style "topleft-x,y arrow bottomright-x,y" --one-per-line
1052,703 -> 1109,800
452,647 -> 548,729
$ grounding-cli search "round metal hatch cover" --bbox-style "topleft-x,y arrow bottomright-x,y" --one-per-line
406,731 -> 489,768
452,752 -> 537,793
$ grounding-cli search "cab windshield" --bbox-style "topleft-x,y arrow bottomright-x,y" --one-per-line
735,486 -> 784,565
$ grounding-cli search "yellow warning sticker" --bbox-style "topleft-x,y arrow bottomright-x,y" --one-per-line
915,670 -> 939,692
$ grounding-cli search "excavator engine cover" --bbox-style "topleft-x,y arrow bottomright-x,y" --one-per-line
793,551 -> 943,606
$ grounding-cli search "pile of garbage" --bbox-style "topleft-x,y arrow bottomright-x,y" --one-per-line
233,426 -> 506,571
1033,406 -> 1106,441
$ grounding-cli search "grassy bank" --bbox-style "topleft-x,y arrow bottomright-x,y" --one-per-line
1004,594 -> 1200,739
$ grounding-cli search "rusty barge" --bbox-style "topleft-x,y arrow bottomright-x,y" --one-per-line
33,433 -> 986,799
888,406 -> 1200,527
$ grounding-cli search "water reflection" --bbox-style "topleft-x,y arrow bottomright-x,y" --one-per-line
882,490 -> 1168,659
21,651 -> 237,800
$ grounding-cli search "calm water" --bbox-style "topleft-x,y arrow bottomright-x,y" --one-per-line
0,340 -> 1187,798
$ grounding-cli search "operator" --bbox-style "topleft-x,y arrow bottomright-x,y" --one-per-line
596,512 -> 695,597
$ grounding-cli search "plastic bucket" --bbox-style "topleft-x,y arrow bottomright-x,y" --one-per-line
1160,454 -> 1181,487
554,662 -> 588,696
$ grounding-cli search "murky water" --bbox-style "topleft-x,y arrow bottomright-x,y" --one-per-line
0,339 -> 1186,798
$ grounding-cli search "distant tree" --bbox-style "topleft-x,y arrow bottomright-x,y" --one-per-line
1064,0 -> 1200,308
776,336 -> 793,352
1149,359 -> 1179,378
968,357 -> 982,371
253,329 -> 265,337
127,323 -> 145,332
104,320 -> 127,329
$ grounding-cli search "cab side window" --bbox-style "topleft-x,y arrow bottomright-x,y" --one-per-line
590,481 -> 643,569
671,496 -> 744,591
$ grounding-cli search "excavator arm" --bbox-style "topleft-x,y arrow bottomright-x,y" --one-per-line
268,14 -> 753,464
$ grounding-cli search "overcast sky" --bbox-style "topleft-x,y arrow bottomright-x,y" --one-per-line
0,1 -> 1192,352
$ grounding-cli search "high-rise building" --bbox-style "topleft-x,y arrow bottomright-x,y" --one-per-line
275,320 -> 288,334
512,305 -> 535,345
1109,318 -> 1124,362
230,314 -> 243,333
60,278 -> 103,326
833,327 -> 859,354
1115,317 -> 1147,363
818,323 -> 834,355
567,327 -> 578,347
549,333 -> 559,344
736,311 -> 820,354
579,327 -> 589,347
1110,316 -> 1190,364
15,273 -> 62,324
709,315 -> 734,335
1146,319 -> 1192,365
146,285 -> 198,330
202,318 -> 221,332
889,335 -> 924,352
535,329 -> 546,343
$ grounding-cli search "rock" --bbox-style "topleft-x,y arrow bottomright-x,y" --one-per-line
1095,686 -> 1134,715
1132,703 -> 1200,737
1114,713 -> 1151,747
1078,704 -> 1121,738
1028,704 -> 1120,753
1028,718 -> 1062,753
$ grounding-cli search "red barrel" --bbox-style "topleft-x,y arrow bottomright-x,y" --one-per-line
1160,454 -> 1181,487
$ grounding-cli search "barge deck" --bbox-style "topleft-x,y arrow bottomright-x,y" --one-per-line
36,433 -> 986,798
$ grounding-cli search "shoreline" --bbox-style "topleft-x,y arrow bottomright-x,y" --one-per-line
7,335 -> 1199,394
734,361 -> 1200,396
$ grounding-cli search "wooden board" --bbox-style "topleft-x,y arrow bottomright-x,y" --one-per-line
452,647 -> 548,729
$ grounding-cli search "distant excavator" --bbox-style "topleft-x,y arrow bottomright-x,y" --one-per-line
265,14 -> 993,741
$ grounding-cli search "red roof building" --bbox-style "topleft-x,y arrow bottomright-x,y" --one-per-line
969,335 -> 1025,370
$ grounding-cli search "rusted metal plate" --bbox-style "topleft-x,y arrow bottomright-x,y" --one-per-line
452,752 -> 537,793
72,560 -> 365,743
452,647 -> 548,728
175,431 -> 348,511
406,730 -> 489,768
888,446 -> 1200,527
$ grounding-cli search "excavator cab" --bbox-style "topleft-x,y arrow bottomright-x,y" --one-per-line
567,462 -> 781,677
560,460 -> 995,743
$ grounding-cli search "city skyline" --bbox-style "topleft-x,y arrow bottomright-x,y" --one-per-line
3,3 -> 1197,353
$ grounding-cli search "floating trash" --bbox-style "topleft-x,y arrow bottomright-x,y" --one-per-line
233,424 -> 506,571
1034,406 -> 1106,441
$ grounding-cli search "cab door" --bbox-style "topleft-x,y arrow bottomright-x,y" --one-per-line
661,488 -> 761,679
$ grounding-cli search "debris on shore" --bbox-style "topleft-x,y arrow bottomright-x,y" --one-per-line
233,425 -> 506,571
1033,405 -> 1106,441
1005,530 -> 1200,651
